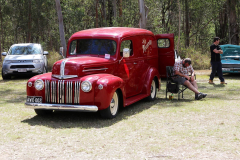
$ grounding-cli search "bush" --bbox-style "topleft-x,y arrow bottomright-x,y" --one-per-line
179,47 -> 211,70
46,50 -> 63,71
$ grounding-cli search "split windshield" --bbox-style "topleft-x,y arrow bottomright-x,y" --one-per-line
9,45 -> 42,55
69,39 -> 117,56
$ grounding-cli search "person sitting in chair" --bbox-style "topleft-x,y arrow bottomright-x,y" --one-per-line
173,58 -> 207,100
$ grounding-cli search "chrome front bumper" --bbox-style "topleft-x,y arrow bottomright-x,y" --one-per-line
25,102 -> 98,112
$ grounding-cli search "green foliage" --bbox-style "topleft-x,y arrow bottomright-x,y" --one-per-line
179,47 -> 211,70
0,0 -> 239,68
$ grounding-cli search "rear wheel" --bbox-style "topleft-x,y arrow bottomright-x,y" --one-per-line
100,91 -> 119,119
147,79 -> 157,101
34,109 -> 53,116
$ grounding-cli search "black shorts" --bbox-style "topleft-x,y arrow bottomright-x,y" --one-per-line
172,76 -> 187,85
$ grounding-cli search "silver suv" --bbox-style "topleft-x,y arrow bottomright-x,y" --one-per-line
1,43 -> 48,80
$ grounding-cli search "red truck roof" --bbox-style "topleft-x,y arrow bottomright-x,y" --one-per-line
69,27 -> 154,40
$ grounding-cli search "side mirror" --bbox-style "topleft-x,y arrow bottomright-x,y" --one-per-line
123,48 -> 130,58
2,52 -> 7,56
43,51 -> 49,55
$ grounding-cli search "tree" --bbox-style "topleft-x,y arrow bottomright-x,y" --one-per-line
226,0 -> 239,45
55,0 -> 66,57
138,0 -> 148,29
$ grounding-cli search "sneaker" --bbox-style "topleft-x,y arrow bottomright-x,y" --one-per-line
208,80 -> 214,84
220,81 -> 227,84
195,93 -> 203,100
200,92 -> 207,98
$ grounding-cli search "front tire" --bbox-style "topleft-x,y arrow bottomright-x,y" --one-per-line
35,109 -> 53,116
2,69 -> 10,80
147,79 -> 157,101
42,66 -> 47,74
100,91 -> 119,119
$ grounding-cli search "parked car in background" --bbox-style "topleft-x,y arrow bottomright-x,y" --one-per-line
220,44 -> 240,73
1,43 -> 48,79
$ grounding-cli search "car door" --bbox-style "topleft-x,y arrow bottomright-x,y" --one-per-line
116,38 -> 142,98
155,34 -> 175,77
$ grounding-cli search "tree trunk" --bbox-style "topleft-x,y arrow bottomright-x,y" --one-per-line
112,0 -> 117,19
27,0 -> 32,43
55,0 -> 67,58
185,0 -> 189,47
108,0 -> 113,26
119,0 -> 122,26
0,3 -> 2,61
177,0 -> 181,52
138,0 -> 148,29
96,0 -> 99,28
218,3 -> 228,44
227,0 -> 239,45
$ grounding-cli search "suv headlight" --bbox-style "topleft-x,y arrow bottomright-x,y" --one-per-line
4,60 -> 12,64
34,79 -> 44,90
33,59 -> 43,63
81,81 -> 92,92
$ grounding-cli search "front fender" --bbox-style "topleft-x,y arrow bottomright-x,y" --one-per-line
94,75 -> 124,110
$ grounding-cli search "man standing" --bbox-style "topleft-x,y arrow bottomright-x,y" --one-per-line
209,37 -> 226,84
173,58 -> 207,100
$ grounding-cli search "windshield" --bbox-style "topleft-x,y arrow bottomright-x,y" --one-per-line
221,48 -> 240,57
8,44 -> 42,55
69,39 -> 116,56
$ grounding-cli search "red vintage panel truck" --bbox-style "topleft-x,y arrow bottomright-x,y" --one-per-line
25,27 -> 175,118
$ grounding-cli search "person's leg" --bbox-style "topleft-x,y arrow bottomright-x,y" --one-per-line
217,62 -> 225,82
184,80 -> 199,94
209,62 -> 217,81
190,79 -> 198,90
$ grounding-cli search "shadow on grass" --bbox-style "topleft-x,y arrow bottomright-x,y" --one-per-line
21,97 -> 194,129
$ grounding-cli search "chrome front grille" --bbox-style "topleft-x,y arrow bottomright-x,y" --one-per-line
222,64 -> 240,68
45,80 -> 80,104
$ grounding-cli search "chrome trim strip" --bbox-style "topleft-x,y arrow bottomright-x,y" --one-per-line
52,74 -> 78,80
82,68 -> 108,72
52,59 -> 78,80
25,103 -> 98,112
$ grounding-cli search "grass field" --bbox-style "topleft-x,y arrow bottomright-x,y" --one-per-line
0,70 -> 239,159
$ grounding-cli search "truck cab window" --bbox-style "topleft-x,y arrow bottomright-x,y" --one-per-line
120,40 -> 133,57
158,39 -> 170,48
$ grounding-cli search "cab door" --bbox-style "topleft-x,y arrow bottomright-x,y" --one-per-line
116,38 -> 143,98
155,34 -> 175,77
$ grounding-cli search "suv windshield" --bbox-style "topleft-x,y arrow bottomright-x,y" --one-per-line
9,44 -> 42,55
69,39 -> 116,56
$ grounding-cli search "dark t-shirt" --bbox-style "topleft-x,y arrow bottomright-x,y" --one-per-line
210,44 -> 221,62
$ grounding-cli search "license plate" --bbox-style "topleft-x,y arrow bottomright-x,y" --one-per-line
18,69 -> 27,72
26,96 -> 42,103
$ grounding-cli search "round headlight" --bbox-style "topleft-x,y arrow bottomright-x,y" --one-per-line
81,81 -> 92,92
34,79 -> 44,90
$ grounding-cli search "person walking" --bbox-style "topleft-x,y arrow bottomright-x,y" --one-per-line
209,37 -> 226,84
173,58 -> 207,100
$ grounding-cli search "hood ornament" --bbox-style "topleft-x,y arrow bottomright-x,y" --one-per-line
52,59 -> 78,79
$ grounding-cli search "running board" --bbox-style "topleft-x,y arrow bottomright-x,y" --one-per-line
124,94 -> 148,106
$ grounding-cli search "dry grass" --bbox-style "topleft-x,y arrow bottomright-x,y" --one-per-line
0,71 -> 240,159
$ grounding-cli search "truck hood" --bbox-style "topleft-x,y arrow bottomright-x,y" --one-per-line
52,57 -> 115,79
4,54 -> 42,60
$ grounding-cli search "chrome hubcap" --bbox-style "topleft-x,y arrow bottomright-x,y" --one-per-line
110,92 -> 118,115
